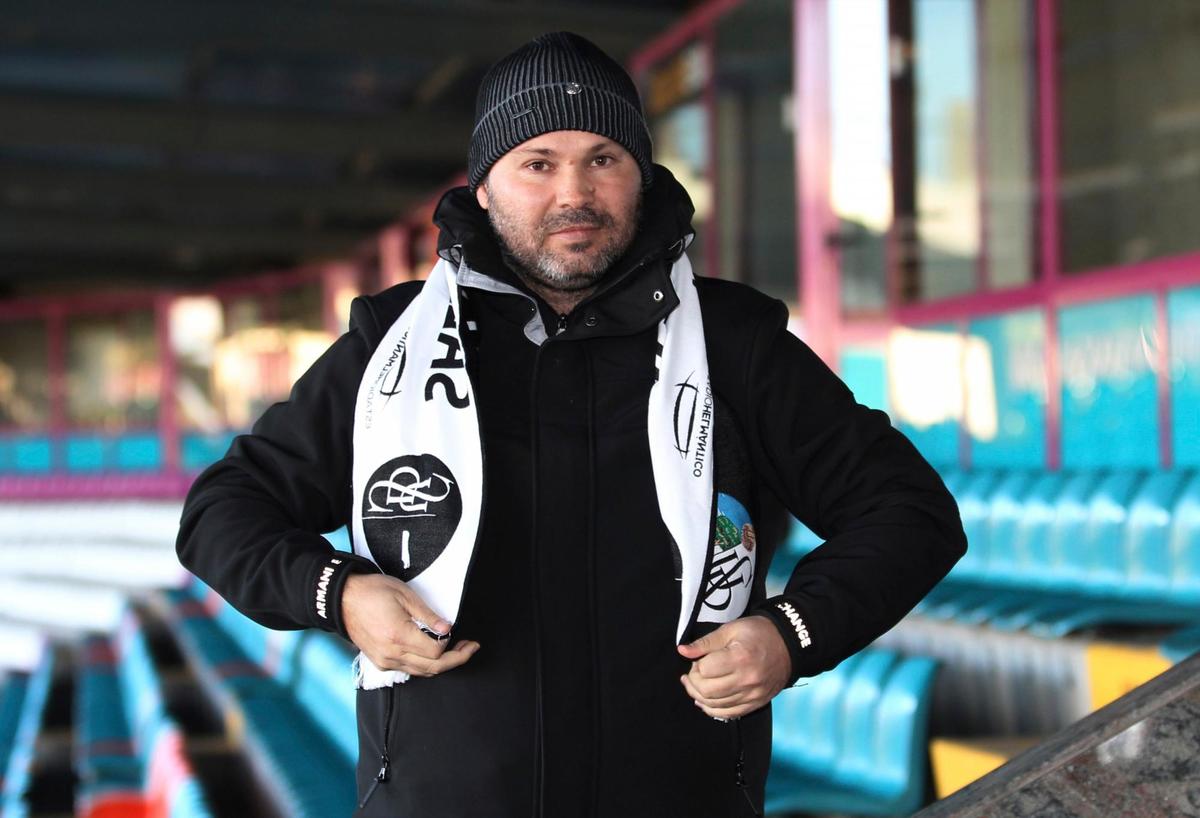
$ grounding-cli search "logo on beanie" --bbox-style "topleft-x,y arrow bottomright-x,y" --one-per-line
362,454 -> 461,580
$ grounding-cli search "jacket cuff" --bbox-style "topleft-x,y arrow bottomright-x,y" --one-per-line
751,595 -> 818,686
307,551 -> 381,640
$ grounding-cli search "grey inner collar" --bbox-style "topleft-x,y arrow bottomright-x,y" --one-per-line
455,258 -> 548,346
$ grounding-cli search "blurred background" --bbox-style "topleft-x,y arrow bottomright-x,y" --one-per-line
2,0 -> 1200,816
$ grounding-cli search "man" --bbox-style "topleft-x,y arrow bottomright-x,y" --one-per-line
176,31 -> 965,818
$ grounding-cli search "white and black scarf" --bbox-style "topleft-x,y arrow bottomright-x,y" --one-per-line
350,251 -> 755,689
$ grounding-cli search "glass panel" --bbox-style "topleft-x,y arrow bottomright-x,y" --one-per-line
66,310 -> 160,428
967,309 -> 1046,468
912,0 -> 979,301
214,288 -> 334,430
644,41 -> 711,278
981,0 -> 1037,289
1059,295 -> 1158,468
1058,0 -> 1200,272
277,280 -> 324,331
889,323 -> 963,468
713,0 -> 797,302
170,295 -> 225,432
0,319 -> 50,429
830,0 -> 891,312
1169,285 -> 1200,467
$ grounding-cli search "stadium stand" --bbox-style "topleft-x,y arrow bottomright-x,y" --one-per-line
164,577 -> 358,818
0,645 -> 54,818
75,608 -> 213,818
766,649 -> 939,816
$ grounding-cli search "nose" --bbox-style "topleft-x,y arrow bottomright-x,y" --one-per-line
555,164 -> 595,209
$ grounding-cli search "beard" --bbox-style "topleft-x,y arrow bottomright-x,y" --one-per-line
485,185 -> 643,293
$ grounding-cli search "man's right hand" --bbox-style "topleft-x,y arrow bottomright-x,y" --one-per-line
341,573 -> 480,677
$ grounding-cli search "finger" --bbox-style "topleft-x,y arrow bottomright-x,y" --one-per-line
393,619 -> 450,661
696,700 -> 757,721
677,628 -> 726,659
404,641 -> 480,677
680,673 -> 747,709
392,583 -> 452,636
686,666 -> 743,701
693,648 -> 738,680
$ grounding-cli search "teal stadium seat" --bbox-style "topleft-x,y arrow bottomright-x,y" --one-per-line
167,577 -> 357,818
0,648 -> 53,818
912,467 -> 1200,639
766,649 -> 938,817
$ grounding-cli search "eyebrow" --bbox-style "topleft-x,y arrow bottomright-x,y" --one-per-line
512,141 -> 614,157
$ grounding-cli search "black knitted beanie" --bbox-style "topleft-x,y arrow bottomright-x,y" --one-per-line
467,31 -> 654,192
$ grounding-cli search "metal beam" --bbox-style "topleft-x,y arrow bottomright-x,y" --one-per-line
0,160 -> 438,222
1,0 -> 675,62
0,90 -> 473,162
0,210 -> 372,261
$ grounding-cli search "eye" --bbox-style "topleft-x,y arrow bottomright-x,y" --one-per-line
593,155 -> 613,166
526,160 -> 550,172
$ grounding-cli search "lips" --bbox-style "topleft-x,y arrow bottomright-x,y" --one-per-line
550,226 -> 600,238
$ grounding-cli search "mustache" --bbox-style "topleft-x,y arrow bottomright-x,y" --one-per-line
542,206 -> 614,234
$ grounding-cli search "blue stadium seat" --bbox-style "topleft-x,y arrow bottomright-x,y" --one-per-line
166,578 -> 357,818
76,610 -> 215,818
1124,471 -> 1192,601
1168,471 -> 1200,606
0,648 -> 53,818
766,649 -> 938,816
947,470 -> 1004,583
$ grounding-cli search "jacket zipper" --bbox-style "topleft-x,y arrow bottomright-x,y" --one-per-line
358,685 -> 395,810
529,333 -> 553,818
733,719 -> 762,816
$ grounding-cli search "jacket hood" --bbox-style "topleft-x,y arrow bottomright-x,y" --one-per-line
432,163 -> 697,290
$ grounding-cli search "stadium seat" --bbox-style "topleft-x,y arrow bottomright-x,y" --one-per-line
166,579 -> 357,818
75,609 -> 214,818
0,646 -> 54,818
766,649 -> 939,816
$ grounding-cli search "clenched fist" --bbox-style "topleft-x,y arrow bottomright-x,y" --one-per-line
341,573 -> 480,678
677,616 -> 791,720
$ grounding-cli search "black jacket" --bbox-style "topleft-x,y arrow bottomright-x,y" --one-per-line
176,166 -> 965,818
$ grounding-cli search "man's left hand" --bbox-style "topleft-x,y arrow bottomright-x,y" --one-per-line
677,616 -> 792,720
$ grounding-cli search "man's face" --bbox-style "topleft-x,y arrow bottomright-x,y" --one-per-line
475,130 -> 643,293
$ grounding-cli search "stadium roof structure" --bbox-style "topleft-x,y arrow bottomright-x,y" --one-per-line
0,0 -> 687,294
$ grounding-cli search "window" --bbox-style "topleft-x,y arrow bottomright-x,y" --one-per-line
0,319 -> 49,429
65,310 -> 160,428
1058,0 -> 1200,272
895,0 -> 1037,301
713,0 -> 797,301
644,42 -> 711,278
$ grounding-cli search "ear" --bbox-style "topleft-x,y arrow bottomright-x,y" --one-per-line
475,180 -> 489,210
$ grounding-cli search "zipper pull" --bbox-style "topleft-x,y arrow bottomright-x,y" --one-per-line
556,313 -> 567,335
733,722 -> 763,817
358,751 -> 390,809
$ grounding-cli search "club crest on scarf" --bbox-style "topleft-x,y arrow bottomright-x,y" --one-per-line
669,372 -> 712,479
699,493 -> 756,622
362,454 -> 462,580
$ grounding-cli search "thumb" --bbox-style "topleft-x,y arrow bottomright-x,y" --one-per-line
677,629 -> 724,659
393,581 -> 451,635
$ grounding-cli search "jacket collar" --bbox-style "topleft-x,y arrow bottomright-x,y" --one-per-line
431,164 -> 697,338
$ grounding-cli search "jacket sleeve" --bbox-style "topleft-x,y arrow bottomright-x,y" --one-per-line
175,302 -> 386,639
741,301 -> 966,684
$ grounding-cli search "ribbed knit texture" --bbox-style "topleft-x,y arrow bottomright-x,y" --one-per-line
467,32 -> 653,191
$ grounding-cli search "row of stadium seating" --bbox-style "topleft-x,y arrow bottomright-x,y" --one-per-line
772,469 -> 1200,638
75,608 -> 213,818
767,649 -> 938,816
164,578 -> 359,818
0,648 -> 53,818
928,469 -> 1200,635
